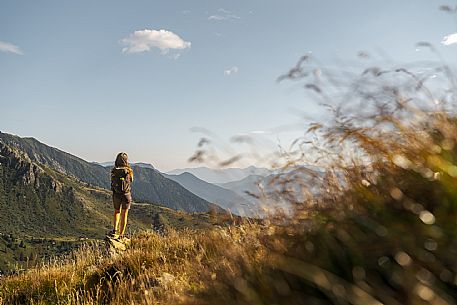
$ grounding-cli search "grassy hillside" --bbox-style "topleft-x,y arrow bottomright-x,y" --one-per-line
0,141 -> 217,274
0,202 -> 215,275
0,141 -> 108,238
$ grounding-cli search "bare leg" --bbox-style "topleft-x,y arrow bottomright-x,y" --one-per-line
113,210 -> 121,234
119,209 -> 129,236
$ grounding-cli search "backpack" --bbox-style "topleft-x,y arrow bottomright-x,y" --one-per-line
111,167 -> 132,194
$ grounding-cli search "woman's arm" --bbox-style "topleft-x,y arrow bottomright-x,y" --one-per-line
129,168 -> 134,182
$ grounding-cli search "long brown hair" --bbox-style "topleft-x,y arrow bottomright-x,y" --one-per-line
114,152 -> 130,168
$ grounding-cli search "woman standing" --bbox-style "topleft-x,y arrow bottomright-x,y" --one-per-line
110,152 -> 134,240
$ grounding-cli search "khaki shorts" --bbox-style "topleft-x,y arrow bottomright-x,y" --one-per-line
113,192 -> 132,211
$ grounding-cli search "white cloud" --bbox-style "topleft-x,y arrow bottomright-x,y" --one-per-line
120,29 -> 191,54
208,15 -> 226,21
224,66 -> 239,76
442,33 -> 457,46
0,41 -> 24,55
250,130 -> 272,135
208,8 -> 240,21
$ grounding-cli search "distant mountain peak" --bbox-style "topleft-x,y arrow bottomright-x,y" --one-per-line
133,162 -> 155,169
96,161 -> 155,170
166,166 -> 272,184
164,171 -> 253,216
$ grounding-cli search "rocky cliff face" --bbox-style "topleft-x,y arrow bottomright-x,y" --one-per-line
0,142 -> 61,193
0,140 -> 109,237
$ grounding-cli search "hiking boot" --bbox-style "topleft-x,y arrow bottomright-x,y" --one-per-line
108,230 -> 119,239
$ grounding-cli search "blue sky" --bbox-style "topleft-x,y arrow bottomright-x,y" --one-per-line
1,0 -> 456,171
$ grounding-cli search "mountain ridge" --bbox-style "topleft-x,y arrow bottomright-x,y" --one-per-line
166,166 -> 271,184
0,132 -> 214,213
95,161 -> 155,170
164,172 -> 253,216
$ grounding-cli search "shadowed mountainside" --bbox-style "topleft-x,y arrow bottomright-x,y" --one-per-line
131,166 -> 214,213
164,172 -> 254,215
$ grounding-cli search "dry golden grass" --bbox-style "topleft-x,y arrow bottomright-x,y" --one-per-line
0,225 -> 285,305
0,229 -> 208,304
